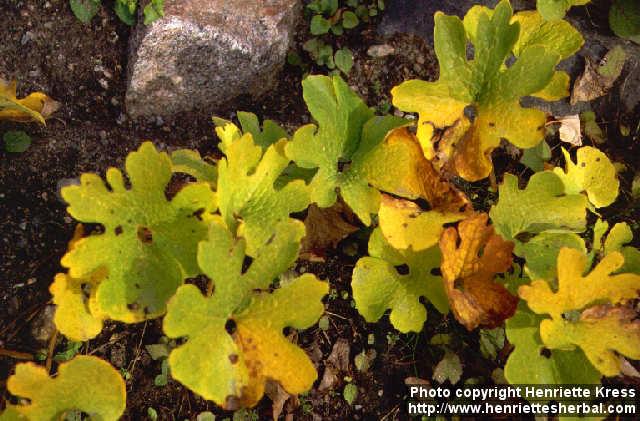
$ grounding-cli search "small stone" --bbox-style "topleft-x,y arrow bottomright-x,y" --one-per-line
367,44 -> 395,58
30,305 -> 56,344
99,130 -> 107,141
126,0 -> 302,118
99,78 -> 109,89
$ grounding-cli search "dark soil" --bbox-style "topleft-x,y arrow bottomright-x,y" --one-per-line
0,0 -> 638,420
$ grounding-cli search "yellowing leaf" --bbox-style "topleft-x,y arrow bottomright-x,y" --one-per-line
440,213 -> 517,330
0,79 -> 60,124
216,127 -> 310,256
540,305 -> 640,376
520,247 -> 640,319
553,146 -> 619,208
361,127 -> 470,213
392,0 -> 561,181
61,142 -> 217,322
378,195 -> 465,252
352,227 -> 448,333
2,356 -> 125,421
490,172 -> 587,242
164,220 -> 328,408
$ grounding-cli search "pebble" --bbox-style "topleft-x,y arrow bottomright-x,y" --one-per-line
367,44 -> 395,58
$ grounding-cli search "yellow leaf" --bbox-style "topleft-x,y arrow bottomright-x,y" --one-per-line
0,79 -> 59,124
519,248 -> 640,319
553,146 -> 619,208
4,356 -> 125,421
378,195 -> 465,252
540,305 -> 640,376
439,213 -> 517,330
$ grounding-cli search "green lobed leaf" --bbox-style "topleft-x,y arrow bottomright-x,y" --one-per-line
61,142 -> 217,322
489,172 -> 588,243
164,220 -> 327,408
1,356 -> 126,421
352,228 -> 448,333
514,231 -> 586,281
215,125 -> 309,256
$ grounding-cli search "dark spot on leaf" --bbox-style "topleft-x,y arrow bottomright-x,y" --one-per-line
453,278 -> 464,289
430,268 -> 442,277
580,162 -> 586,167
488,122 -> 495,127
191,208 -> 205,221
127,303 -> 139,311
402,222 -> 408,228
225,319 -> 237,335
114,225 -> 123,236
137,226 -> 153,244
241,256 -> 253,274
266,234 -> 275,245
595,157 -> 600,162
134,283 -> 140,289
228,354 -> 239,364
414,198 -> 431,211
540,348 -> 551,358
395,264 -> 410,275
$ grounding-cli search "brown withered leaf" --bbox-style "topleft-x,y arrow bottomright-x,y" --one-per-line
570,46 -> 626,105
440,213 -> 517,331
300,202 -> 359,261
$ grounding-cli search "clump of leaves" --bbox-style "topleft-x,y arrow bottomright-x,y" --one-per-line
301,0 -> 384,74
164,220 -> 328,409
70,0 -> 164,25
0,79 -> 59,124
1,356 -> 126,420
59,142 -> 216,325
392,0 -> 582,181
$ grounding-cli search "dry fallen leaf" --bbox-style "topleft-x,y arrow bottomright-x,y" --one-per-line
300,202 -> 359,261
571,46 -> 627,105
440,213 -> 517,331
265,380 -> 292,421
0,78 -> 60,124
556,114 -> 582,146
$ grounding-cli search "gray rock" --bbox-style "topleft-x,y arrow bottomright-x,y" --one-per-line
378,0 -> 533,44
126,0 -> 301,118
